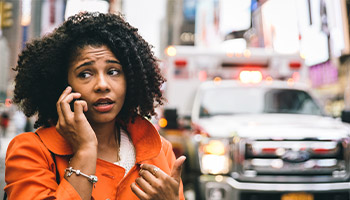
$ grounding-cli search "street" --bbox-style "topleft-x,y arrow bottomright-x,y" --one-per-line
0,119 -> 17,198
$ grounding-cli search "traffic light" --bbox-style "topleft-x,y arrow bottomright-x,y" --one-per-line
0,1 -> 13,28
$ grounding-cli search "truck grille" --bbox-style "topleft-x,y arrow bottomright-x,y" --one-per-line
235,139 -> 350,182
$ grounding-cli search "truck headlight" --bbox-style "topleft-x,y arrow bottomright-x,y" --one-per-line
199,139 -> 230,174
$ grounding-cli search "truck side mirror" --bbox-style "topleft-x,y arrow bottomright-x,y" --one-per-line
341,110 -> 350,123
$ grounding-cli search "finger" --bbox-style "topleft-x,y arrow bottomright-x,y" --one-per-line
73,100 -> 88,118
140,164 -> 164,178
56,86 -> 72,117
60,93 -> 81,119
139,167 -> 158,184
58,86 -> 72,102
170,156 -> 186,183
131,182 -> 148,200
135,177 -> 155,194
56,87 -> 74,129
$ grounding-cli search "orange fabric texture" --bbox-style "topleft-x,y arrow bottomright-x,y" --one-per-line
4,116 -> 185,200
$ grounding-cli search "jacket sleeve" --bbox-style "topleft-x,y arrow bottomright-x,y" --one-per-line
4,133 -> 82,200
161,137 -> 185,200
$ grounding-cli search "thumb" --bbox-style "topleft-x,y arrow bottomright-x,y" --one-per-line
170,156 -> 186,183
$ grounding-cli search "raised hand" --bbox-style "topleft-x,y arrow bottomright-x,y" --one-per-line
131,156 -> 186,200
55,86 -> 97,153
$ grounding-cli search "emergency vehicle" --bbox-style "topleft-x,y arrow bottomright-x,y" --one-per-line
160,45 -> 307,127
158,45 -> 350,200
158,45 -> 307,156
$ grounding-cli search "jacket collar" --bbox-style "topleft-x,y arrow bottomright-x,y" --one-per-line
36,116 -> 162,162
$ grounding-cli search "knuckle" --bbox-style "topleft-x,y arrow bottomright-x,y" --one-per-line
164,176 -> 172,182
74,116 -> 84,123
73,117 -> 80,122
153,182 -> 162,191
65,120 -> 75,127
147,191 -> 155,198
135,177 -> 141,184
65,119 -> 73,125
58,121 -> 65,127
149,189 -> 159,198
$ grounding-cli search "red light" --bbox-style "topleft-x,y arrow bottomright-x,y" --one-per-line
313,148 -> 330,154
262,148 -> 277,153
289,62 -> 301,69
174,59 -> 187,68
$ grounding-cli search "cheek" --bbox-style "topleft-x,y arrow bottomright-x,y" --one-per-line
119,84 -> 127,101
118,79 -> 127,98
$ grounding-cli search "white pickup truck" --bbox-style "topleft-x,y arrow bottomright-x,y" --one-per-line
182,79 -> 350,200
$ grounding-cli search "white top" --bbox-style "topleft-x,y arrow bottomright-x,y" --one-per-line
114,128 -> 136,176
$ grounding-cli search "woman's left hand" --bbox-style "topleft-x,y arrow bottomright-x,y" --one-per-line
131,156 -> 186,200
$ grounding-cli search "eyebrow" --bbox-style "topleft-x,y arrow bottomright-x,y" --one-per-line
75,60 -> 121,71
106,60 -> 121,64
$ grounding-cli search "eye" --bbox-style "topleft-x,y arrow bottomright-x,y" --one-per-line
78,71 -> 92,79
108,69 -> 120,76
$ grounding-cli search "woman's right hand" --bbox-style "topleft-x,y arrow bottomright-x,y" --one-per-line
56,86 -> 98,153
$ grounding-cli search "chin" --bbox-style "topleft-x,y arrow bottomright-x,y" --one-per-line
87,113 -> 118,124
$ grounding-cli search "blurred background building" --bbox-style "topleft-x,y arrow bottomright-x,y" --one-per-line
0,0 -> 350,116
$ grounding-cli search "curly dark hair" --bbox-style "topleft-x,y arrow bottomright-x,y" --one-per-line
13,12 -> 165,128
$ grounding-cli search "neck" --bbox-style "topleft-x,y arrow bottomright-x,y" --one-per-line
91,120 -> 119,149
91,120 -> 121,162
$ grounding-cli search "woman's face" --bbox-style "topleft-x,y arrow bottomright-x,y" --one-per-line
67,45 -> 126,125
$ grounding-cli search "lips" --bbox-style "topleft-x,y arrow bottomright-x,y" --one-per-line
93,98 -> 115,112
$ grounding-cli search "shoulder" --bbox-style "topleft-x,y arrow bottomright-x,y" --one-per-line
6,131 -> 51,162
7,132 -> 42,150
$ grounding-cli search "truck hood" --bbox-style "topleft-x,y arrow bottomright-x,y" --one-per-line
194,114 -> 350,140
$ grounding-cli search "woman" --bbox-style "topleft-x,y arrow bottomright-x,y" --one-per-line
4,12 -> 185,200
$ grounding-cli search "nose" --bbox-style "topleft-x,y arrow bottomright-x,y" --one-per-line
94,74 -> 110,92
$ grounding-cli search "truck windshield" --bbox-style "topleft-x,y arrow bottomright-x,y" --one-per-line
199,88 -> 322,117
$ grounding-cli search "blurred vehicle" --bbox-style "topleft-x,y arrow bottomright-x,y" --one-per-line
158,46 -> 350,200
188,80 -> 350,200
159,45 -> 306,158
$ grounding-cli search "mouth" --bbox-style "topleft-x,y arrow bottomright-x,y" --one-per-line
92,98 -> 115,112
93,98 -> 115,106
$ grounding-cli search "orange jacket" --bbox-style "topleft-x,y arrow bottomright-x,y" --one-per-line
4,116 -> 185,200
